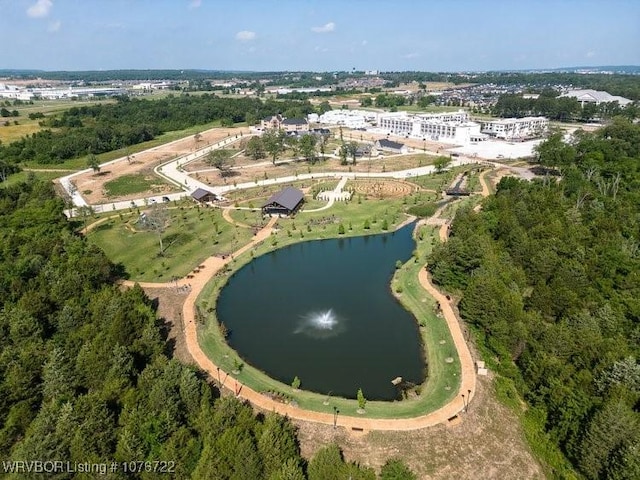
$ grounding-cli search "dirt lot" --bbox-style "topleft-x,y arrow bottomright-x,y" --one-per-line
295,371 -> 543,479
71,126 -> 250,204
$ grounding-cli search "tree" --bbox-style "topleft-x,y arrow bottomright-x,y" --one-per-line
308,444 -> 347,480
206,149 -> 234,177
339,144 -> 349,165
380,459 -> 417,480
433,156 -> 450,173
298,134 -> 317,163
263,128 -> 285,165
193,132 -> 202,147
284,135 -> 300,158
533,131 -> 576,173
347,141 -> 359,165
317,101 -> 332,114
360,97 -> 373,107
143,201 -> 169,255
357,388 -> 366,410
87,153 -> 100,174
246,136 -> 266,160
291,376 -> 301,390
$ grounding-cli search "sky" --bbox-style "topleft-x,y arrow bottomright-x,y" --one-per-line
1,0 -> 639,72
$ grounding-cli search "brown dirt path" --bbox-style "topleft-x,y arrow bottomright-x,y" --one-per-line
122,170 -> 494,430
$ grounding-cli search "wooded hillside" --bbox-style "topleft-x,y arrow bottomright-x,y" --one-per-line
427,118 -> 640,478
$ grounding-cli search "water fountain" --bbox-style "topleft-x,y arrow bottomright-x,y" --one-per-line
295,309 -> 344,339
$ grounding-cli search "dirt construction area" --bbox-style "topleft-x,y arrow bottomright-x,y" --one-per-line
296,372 -> 544,479
70,126 -> 250,204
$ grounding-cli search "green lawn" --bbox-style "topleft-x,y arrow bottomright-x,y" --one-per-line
87,202 -> 255,281
196,198 -> 462,418
103,173 -> 174,197
0,170 -> 67,188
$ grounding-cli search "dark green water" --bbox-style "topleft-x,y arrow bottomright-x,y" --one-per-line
216,223 -> 426,400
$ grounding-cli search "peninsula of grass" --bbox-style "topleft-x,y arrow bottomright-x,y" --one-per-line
196,196 -> 462,419
87,201 -> 254,281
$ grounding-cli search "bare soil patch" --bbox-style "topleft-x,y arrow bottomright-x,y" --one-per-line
141,286 -> 194,365
72,126 -> 250,204
295,373 -> 543,480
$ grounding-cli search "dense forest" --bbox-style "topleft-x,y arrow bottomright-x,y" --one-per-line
0,181 -> 415,478
427,118 -> 640,478
0,95 -> 314,166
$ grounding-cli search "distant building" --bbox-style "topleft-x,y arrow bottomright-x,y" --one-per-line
377,110 -> 485,144
260,115 -> 308,132
559,89 -> 632,107
262,187 -> 304,216
261,114 -> 284,130
281,118 -> 309,133
480,117 -> 548,140
375,139 -> 408,154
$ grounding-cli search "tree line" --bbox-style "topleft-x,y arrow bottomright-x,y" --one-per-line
492,90 -> 638,121
0,179 -> 416,479
426,118 -> 640,479
0,94 -> 315,168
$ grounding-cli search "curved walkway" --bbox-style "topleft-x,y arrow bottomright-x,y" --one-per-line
121,181 -> 492,430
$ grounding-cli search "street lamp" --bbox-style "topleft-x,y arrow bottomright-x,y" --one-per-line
333,406 -> 339,429
467,389 -> 471,413
461,394 -> 466,413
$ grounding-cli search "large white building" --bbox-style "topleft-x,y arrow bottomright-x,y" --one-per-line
0,83 -> 34,100
559,89 -> 633,107
311,109 -> 377,129
480,117 -> 548,140
376,110 -> 486,144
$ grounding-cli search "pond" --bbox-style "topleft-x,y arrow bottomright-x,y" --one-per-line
215,223 -> 426,400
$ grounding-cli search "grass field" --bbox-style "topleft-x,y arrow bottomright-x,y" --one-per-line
195,196 -> 461,418
0,98 -> 115,144
103,173 -> 172,197
0,169 -> 68,188
87,201 -> 255,281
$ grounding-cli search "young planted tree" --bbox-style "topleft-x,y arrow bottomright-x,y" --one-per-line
291,376 -> 301,390
357,388 -> 367,411
433,156 -> 451,173
87,153 -> 100,174
144,201 -> 169,256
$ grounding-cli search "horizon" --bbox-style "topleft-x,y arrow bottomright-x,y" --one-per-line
1,1 -> 639,72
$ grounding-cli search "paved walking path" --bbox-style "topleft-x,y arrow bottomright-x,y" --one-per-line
303,176 -> 350,212
117,181 -> 491,430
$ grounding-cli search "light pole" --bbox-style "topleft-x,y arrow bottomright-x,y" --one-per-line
467,389 -> 471,413
461,394 -> 466,413
333,406 -> 339,429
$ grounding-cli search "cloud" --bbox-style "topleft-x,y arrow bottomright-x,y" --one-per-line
311,22 -> 335,33
586,50 -> 596,58
27,0 -> 53,18
48,20 -> 61,32
236,30 -> 256,41
403,52 -> 420,59
188,0 -> 202,8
